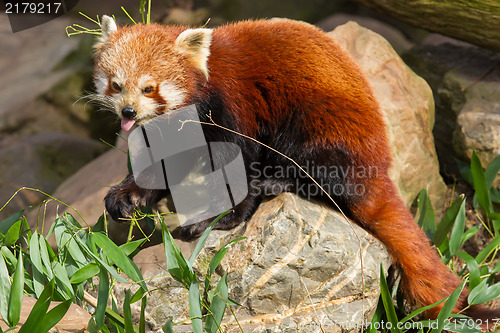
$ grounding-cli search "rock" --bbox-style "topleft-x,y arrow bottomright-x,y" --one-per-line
403,44 -> 500,181
328,22 -> 447,211
25,146 -> 130,248
0,296 -> 91,332
112,193 -> 391,332
0,14 -> 77,115
0,133 -> 106,220
316,14 -> 413,54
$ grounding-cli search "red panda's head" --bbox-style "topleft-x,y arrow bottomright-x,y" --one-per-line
93,15 -> 212,131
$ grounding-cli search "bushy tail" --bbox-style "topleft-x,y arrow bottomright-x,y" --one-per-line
352,178 -> 500,329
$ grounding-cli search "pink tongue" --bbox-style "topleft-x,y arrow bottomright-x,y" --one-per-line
121,119 -> 136,132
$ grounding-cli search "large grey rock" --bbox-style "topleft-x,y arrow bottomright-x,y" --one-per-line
316,14 -> 413,54
403,44 -> 500,181
111,193 -> 391,332
329,22 -> 447,211
0,133 -> 106,220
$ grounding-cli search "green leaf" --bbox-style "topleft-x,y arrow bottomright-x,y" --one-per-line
0,210 -> 24,235
3,220 -> 22,246
0,250 -> 12,323
188,211 -> 230,266
37,299 -> 72,333
95,266 -> 109,330
457,252 -> 480,289
417,190 -> 435,240
70,263 -> 100,284
379,264 -> 402,333
188,277 -> 202,333
29,232 -> 45,297
366,297 -> 384,333
475,236 -> 500,264
18,279 -> 55,333
92,232 -> 147,291
55,214 -> 88,267
434,196 -> 465,247
431,279 -> 467,333
205,272 -> 228,333
123,290 -> 135,333
8,250 -> 23,326
74,234 -> 127,283
52,261 -> 74,299
162,319 -> 175,333
130,288 -> 145,304
461,226 -> 481,244
468,279 -> 500,305
139,295 -> 147,333
449,200 -> 466,256
205,237 -> 245,291
119,239 -> 146,259
484,155 -> 500,189
399,297 -> 446,324
470,151 -> 492,214
160,221 -> 192,287
38,237 -> 54,280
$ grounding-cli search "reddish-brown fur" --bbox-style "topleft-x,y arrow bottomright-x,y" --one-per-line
95,19 -> 499,325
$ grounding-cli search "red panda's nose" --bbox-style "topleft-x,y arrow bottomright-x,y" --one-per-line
121,106 -> 137,119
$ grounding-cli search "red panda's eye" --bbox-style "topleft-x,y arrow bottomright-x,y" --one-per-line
112,82 -> 121,92
143,86 -> 154,94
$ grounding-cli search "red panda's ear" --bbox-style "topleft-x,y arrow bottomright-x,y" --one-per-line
175,28 -> 212,80
95,15 -> 118,50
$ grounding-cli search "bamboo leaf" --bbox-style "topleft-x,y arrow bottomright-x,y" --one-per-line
379,264 -> 402,333
431,279 -> 467,333
37,299 -> 71,333
162,319 -> 175,333
449,200 -> 466,256
468,279 -> 500,305
8,250 -> 23,326
470,151 -> 492,214
160,221 -> 192,286
70,263 -> 100,284
29,232 -> 45,297
95,266 -> 109,329
434,195 -> 464,247
188,211 -> 230,266
18,279 -> 55,333
205,272 -> 228,333
457,252 -> 480,289
123,290 -> 135,333
0,250 -> 12,323
92,232 -> 147,291
188,277 -> 202,333
0,210 -> 24,235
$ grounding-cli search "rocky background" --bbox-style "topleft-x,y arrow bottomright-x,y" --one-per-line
1,0 -> 499,332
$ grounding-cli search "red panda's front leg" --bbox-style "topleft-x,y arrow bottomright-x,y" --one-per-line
171,189 -> 262,241
105,173 -> 169,222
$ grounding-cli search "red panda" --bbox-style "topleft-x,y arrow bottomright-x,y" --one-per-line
93,15 -> 499,324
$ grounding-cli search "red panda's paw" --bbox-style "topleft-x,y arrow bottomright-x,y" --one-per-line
104,182 -> 150,222
171,219 -> 214,241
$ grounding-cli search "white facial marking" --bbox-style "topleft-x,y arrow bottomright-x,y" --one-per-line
159,81 -> 187,110
94,73 -> 107,94
138,74 -> 154,91
112,70 -> 126,89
